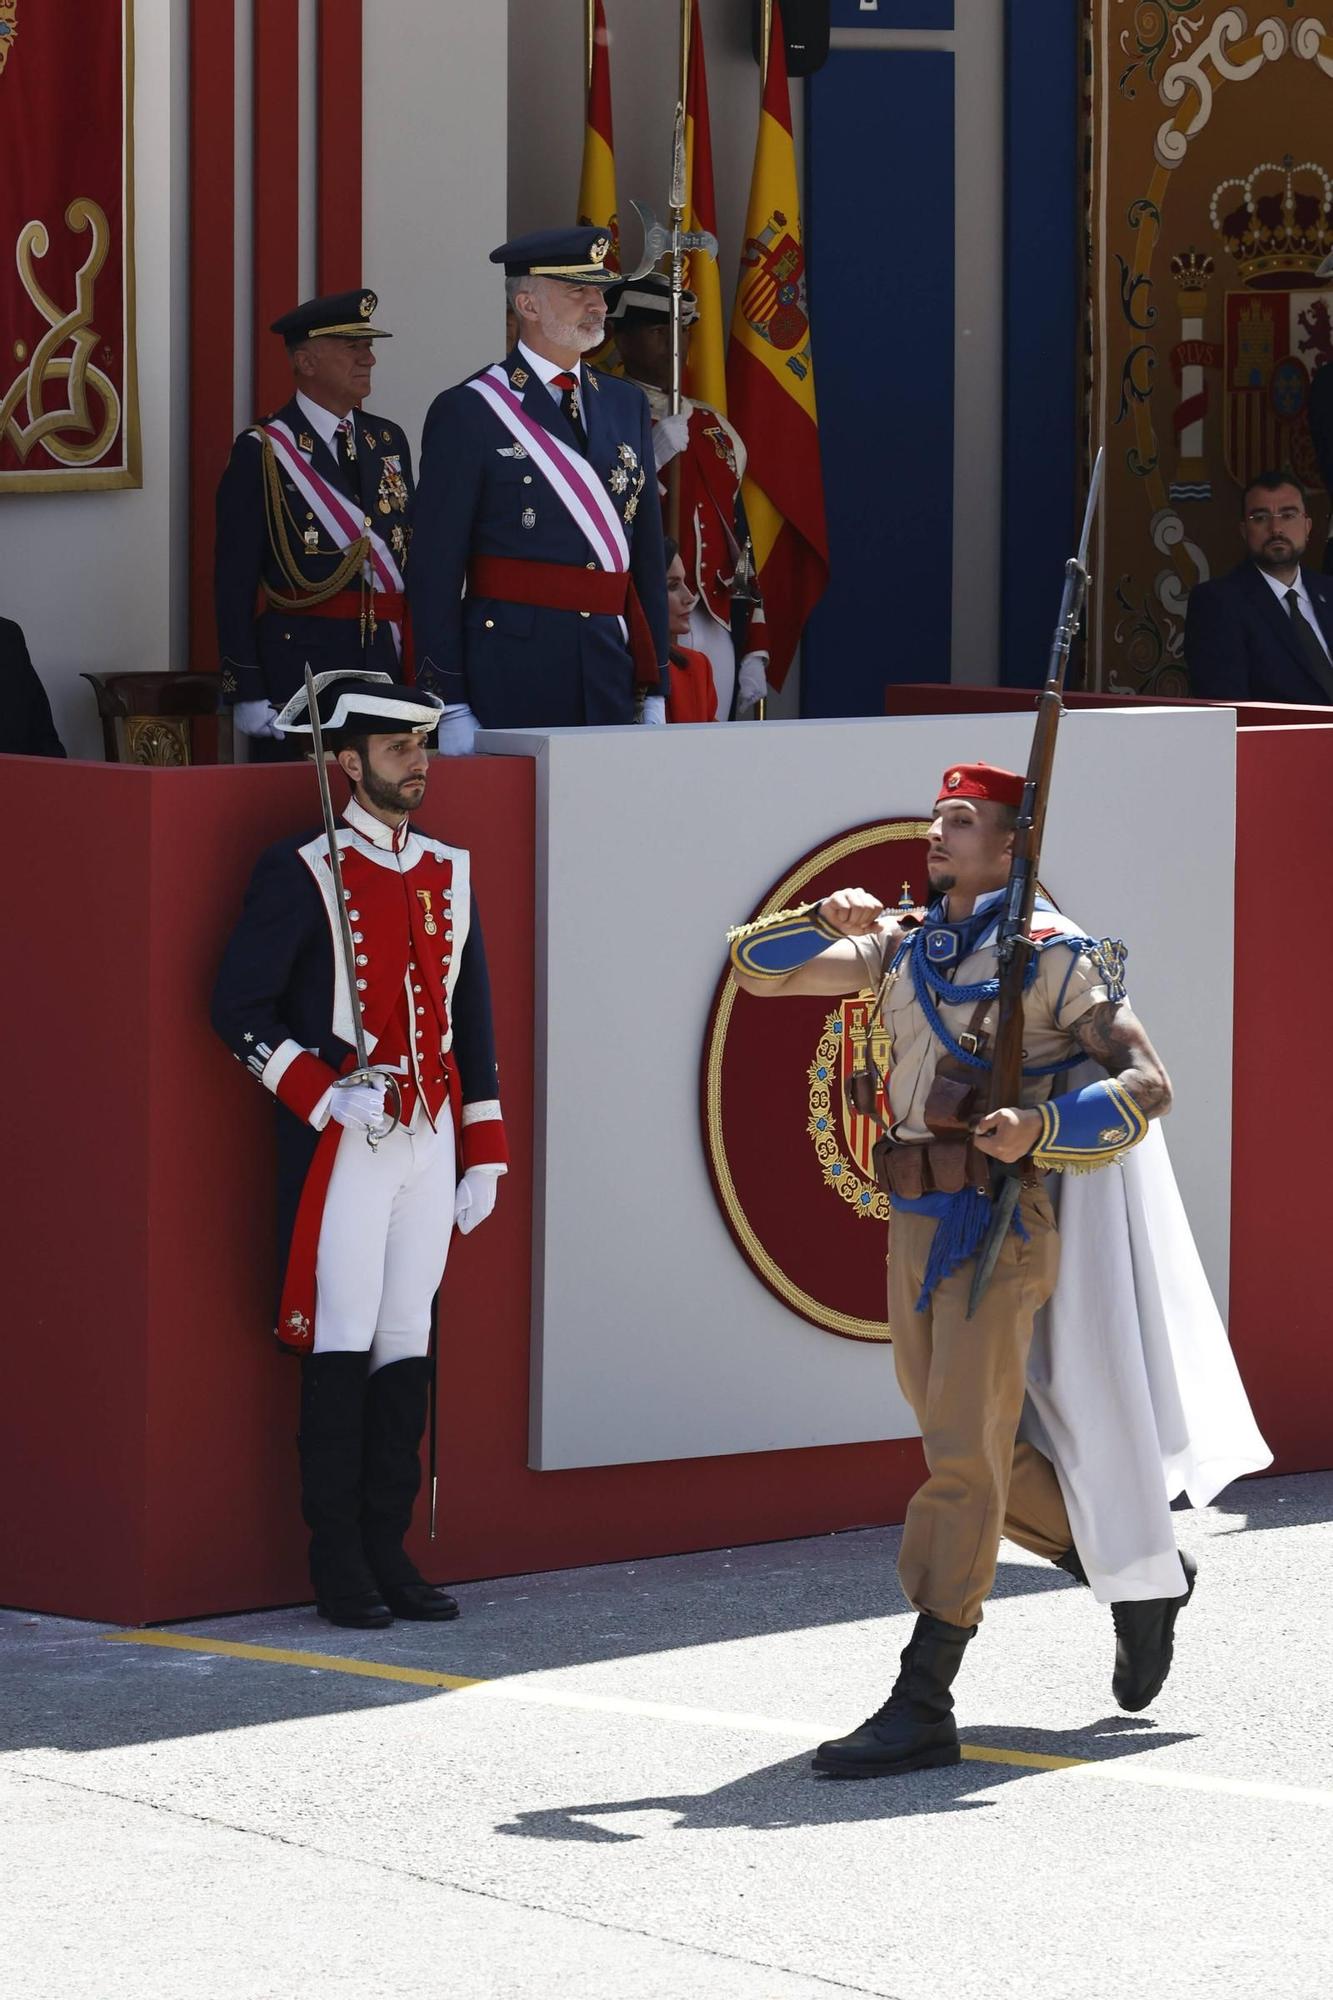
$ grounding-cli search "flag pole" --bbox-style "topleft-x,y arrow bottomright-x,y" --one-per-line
755,0 -> 773,720
585,0 -> 595,92
665,0 -> 691,539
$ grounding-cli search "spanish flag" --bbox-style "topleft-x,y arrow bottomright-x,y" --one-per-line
681,0 -> 726,415
726,0 -> 828,688
576,0 -> 620,273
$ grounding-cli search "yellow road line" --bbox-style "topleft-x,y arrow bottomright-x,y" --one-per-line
960,1743 -> 1085,1772
102,1629 -> 1082,1773
101,1630 -> 1333,1806
101,1629 -> 481,1691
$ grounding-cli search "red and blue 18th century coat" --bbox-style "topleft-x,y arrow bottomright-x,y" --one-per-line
211,803 -> 507,1350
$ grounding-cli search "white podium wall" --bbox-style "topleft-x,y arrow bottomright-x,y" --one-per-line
478,710 -> 1236,1472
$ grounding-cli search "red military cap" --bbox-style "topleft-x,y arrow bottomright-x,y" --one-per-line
935,761 -> 1025,808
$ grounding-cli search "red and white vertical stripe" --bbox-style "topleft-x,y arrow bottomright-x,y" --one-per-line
188,0 -> 364,675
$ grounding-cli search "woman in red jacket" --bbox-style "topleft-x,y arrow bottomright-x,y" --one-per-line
663,536 -> 718,724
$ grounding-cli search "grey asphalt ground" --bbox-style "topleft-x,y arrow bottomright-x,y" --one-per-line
3,1470 -> 1327,2000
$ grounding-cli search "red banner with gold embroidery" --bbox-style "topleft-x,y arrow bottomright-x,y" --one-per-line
0,0 -> 139,491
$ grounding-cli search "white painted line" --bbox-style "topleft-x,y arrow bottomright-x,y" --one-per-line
453,1680 -> 1333,1809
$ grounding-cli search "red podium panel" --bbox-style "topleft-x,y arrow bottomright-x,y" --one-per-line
2,756 -> 923,1625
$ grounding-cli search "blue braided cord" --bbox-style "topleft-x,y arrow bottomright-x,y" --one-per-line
891,1187 -> 1030,1310
905,928 -> 1101,1079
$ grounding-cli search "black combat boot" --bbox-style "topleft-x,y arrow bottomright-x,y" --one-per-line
361,1357 -> 459,1622
812,1614 -> 975,1777
1056,1543 -> 1198,1711
299,1352 -> 393,1629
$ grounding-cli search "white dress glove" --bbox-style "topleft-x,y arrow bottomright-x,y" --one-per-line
328,1078 -> 388,1131
436,705 -> 480,757
737,653 -> 770,706
453,1166 -> 500,1235
235,698 -> 283,739
641,694 -> 667,726
652,411 -> 690,470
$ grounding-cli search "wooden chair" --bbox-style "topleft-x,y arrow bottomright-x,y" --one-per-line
82,672 -> 235,765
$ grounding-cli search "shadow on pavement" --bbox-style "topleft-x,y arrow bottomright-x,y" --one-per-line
493,1716 -> 1197,1839
1196,1468 -> 1333,1535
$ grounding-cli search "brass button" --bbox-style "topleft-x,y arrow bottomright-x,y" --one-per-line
364,514 -> 373,527
523,475 -> 532,485
484,618 -> 495,630
586,561 -> 597,571
580,610 -> 590,618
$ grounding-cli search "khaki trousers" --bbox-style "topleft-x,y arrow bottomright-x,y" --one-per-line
888,1183 -> 1072,1628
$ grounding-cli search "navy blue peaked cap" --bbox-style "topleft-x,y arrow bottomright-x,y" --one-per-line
490,226 -> 617,285
270,288 -> 392,344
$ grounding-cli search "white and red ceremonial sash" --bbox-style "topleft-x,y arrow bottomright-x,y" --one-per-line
257,419 -> 406,650
467,366 -> 630,573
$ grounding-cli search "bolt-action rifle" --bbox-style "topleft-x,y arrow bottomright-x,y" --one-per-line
966,447 -> 1105,1317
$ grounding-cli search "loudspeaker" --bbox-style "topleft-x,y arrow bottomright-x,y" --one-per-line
751,0 -> 830,77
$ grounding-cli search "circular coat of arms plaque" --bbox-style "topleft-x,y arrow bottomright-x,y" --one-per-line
701,818 -> 933,1343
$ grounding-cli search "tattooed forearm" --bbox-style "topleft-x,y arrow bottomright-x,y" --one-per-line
1072,1000 -> 1173,1118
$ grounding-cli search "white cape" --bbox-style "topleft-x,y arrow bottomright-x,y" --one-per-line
1019,1117 -> 1272,1604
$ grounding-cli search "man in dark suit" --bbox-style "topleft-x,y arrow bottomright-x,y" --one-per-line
214,289 -> 415,760
1185,471 -> 1333,704
0,619 -> 66,757
409,228 -> 670,754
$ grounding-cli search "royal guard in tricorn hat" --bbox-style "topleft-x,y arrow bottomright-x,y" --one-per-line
212,672 -> 506,1627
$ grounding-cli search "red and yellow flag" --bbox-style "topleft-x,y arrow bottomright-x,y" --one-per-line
576,0 -> 620,272
681,0 -> 725,415
726,0 -> 828,687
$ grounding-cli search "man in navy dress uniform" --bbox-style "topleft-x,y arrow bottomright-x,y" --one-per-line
212,674 -> 507,1628
214,289 -> 416,760
409,228 -> 670,753
1184,470 -> 1333,703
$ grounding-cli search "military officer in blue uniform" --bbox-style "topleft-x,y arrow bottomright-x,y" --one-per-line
214,289 -> 416,761
409,228 -> 670,753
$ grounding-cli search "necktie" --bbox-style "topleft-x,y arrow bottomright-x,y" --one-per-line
336,416 -> 358,485
551,370 -> 587,452
1283,588 -> 1333,702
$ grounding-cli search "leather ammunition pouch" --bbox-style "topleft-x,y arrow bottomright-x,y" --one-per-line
847,993 -> 995,1199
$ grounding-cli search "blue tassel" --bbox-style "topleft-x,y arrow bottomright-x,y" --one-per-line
893,1188 -> 1029,1312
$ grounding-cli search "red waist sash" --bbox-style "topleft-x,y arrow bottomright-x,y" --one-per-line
467,556 -> 659,687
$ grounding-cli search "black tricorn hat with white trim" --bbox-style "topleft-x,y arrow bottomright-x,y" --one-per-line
605,272 -> 699,327
274,671 -> 445,735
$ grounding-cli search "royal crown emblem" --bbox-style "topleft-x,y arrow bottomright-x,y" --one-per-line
359,291 -> 375,319
590,236 -> 610,266
1210,157 -> 1333,289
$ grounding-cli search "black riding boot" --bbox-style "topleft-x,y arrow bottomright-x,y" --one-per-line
299,1352 -> 393,1628
1057,1543 -> 1198,1711
813,1614 -> 975,1777
361,1357 -> 459,1621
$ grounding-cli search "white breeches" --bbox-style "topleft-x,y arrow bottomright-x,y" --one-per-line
687,605 -> 735,720
313,1115 -> 456,1372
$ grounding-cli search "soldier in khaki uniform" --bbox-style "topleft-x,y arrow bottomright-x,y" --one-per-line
729,761 -> 1188,1779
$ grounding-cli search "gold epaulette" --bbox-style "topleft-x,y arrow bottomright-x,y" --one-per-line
725,900 -> 838,945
